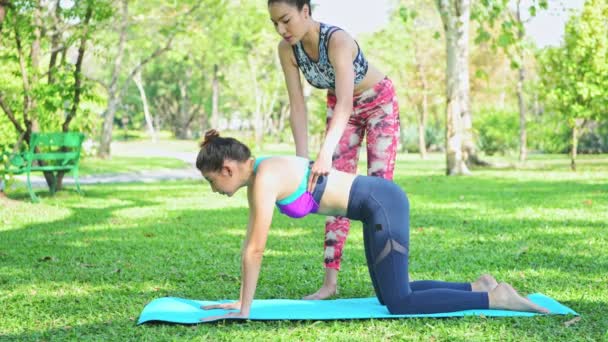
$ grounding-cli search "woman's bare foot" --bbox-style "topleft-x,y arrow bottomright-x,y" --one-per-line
489,283 -> 550,313
303,284 -> 338,300
471,274 -> 499,292
303,268 -> 339,300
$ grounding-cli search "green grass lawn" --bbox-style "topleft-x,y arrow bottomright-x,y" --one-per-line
0,153 -> 606,341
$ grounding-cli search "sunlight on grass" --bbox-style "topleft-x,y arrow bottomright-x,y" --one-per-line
0,153 -> 607,340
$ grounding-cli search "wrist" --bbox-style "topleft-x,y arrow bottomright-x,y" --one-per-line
318,148 -> 333,160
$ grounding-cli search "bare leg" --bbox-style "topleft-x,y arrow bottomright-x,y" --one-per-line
489,283 -> 549,313
471,274 -> 499,292
303,268 -> 339,300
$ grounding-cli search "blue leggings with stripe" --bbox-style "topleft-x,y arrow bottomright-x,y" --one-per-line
345,176 -> 489,314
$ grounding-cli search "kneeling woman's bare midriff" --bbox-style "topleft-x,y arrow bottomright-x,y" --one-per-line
316,170 -> 356,217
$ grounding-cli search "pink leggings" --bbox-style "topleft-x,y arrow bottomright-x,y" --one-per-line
324,77 -> 400,270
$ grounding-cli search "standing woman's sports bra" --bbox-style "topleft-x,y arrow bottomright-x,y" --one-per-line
292,22 -> 369,90
254,156 -> 327,218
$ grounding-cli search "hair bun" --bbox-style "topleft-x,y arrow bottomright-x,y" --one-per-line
201,129 -> 220,148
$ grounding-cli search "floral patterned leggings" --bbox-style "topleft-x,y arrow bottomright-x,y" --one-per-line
324,77 -> 401,270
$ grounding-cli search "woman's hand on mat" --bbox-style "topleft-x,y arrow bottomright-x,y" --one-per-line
308,152 -> 332,192
201,300 -> 241,311
200,311 -> 249,322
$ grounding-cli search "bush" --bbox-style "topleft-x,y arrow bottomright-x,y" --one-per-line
474,108 -> 519,156
578,120 -> 608,153
400,124 -> 445,153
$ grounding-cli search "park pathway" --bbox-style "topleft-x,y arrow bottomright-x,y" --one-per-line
11,143 -> 201,189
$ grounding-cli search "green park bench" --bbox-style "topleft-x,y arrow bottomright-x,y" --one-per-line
0,132 -> 85,202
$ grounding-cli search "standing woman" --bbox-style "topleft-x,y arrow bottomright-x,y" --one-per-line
268,0 -> 401,299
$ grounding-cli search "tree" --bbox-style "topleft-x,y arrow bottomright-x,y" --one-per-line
0,0 -> 103,193
539,0 -> 608,170
436,0 -> 473,175
94,0 -> 202,157
397,2 -> 445,158
474,0 -> 549,162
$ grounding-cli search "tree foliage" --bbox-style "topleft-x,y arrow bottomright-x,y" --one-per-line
538,0 -> 608,169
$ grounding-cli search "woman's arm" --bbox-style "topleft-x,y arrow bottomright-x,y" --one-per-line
308,31 -> 356,191
200,165 -> 279,321
278,40 -> 309,158
237,165 -> 278,316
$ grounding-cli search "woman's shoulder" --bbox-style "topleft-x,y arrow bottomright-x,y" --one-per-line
255,156 -> 308,174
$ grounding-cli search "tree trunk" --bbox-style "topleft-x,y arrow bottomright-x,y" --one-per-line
0,1 -> 7,39
47,2 -> 62,85
278,102 -> 289,142
416,62 -> 429,159
98,0 -> 128,158
437,0 -> 471,175
56,2 -> 93,189
211,64 -> 220,129
133,70 -> 157,142
517,65 -> 527,162
516,1 -> 527,163
571,120 -> 581,171
176,78 -> 190,139
248,56 -> 264,148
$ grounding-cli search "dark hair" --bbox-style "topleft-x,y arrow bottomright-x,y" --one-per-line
196,129 -> 251,173
267,0 -> 312,15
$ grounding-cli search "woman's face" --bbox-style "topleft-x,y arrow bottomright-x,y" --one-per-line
202,162 -> 243,197
268,2 -> 310,45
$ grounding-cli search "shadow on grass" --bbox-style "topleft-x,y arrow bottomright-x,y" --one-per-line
0,174 -> 606,340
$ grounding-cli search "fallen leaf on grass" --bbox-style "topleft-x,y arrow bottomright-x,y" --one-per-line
583,200 -> 593,206
38,256 -> 56,262
516,246 -> 529,258
564,316 -> 581,327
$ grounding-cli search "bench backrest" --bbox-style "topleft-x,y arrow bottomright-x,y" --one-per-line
29,132 -> 85,150
27,132 -> 85,167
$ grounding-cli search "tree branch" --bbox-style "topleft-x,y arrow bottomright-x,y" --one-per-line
119,35 -> 175,97
48,0 -> 62,84
63,0 -> 93,132
0,93 -> 24,133
118,1 -> 203,97
0,0 -> 10,38
83,74 -> 109,91
12,14 -> 32,126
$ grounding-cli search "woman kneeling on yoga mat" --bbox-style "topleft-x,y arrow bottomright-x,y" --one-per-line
196,130 -> 549,321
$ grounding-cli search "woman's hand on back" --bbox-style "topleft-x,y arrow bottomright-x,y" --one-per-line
308,152 -> 332,192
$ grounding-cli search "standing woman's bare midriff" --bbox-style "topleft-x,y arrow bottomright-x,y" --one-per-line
329,64 -> 386,97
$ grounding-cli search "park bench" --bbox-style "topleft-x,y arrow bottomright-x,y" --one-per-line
0,132 -> 85,202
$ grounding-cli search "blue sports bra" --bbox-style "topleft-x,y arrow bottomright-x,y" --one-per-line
253,156 -> 322,218
292,22 -> 369,90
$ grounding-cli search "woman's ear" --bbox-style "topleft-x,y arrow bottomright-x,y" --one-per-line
303,4 -> 310,19
221,160 -> 235,177
221,165 -> 232,177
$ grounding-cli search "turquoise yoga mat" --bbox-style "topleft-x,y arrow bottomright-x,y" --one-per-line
137,293 -> 577,324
